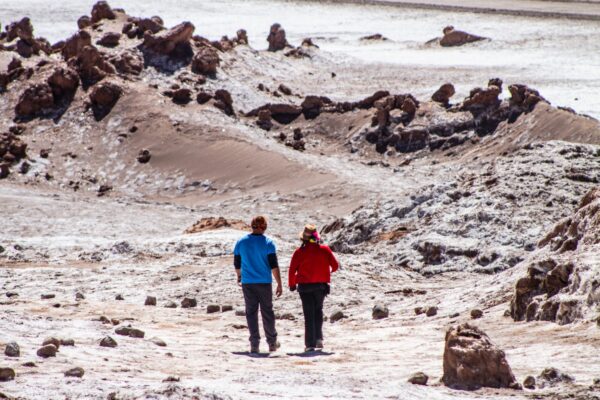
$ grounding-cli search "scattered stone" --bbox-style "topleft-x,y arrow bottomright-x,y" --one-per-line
196,91 -> 212,104
99,336 -> 118,348
37,344 -> 58,358
64,367 -> 85,378
4,342 -> 20,357
523,375 -> 536,389
449,312 -> 460,318
207,304 -> 220,314
171,88 -> 192,105
443,323 -> 520,390
181,298 -> 197,308
213,89 -> 234,116
426,306 -> 438,317
233,324 -> 247,329
115,327 -> 145,338
372,304 -> 389,320
330,310 -> 345,322
115,294 -> 124,300
137,149 -> 151,164
414,307 -> 425,315
360,33 -> 388,41
164,301 -> 177,308
163,376 -> 180,382
267,23 -> 288,51
60,339 -> 75,346
537,367 -> 574,388
42,337 -> 61,350
15,82 -> 54,118
0,368 -> 15,382
408,372 -> 429,385
278,84 -> 292,95
77,15 -> 92,29
471,309 -> 484,319
150,337 -> 166,347
75,292 -> 85,300
235,309 -> 246,316
221,305 -> 233,312
22,362 -> 36,367
145,296 -> 157,306
41,293 -> 56,299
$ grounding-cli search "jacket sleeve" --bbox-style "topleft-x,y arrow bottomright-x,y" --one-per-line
324,245 -> 339,272
288,249 -> 299,287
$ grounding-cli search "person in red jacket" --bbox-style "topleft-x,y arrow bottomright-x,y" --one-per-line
288,224 -> 339,352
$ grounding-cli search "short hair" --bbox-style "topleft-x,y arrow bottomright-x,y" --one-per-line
251,215 -> 268,230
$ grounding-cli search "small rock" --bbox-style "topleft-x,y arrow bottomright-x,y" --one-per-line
115,294 -> 124,300
22,361 -> 36,367
64,367 -> 84,378
99,336 -> 117,348
408,372 -> 429,385
145,296 -> 157,306
207,304 -> 220,314
415,307 -> 425,315
426,306 -> 438,317
471,309 -> 484,319
330,310 -> 345,322
221,305 -> 233,312
181,298 -> 197,308
0,368 -> 15,382
37,344 -> 57,358
75,292 -> 85,300
235,309 -> 246,316
137,149 -> 151,164
372,304 -> 389,320
128,328 -> 145,338
449,312 -> 460,318
164,301 -> 177,309
150,337 -> 166,347
163,376 -> 180,382
523,375 -> 536,389
4,342 -> 20,357
42,337 -> 61,350
60,339 -> 75,346
5,292 -> 18,298
278,84 -> 292,95
232,324 -> 247,329
41,293 -> 56,299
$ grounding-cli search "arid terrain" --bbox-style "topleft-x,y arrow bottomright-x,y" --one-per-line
1,1 -> 600,399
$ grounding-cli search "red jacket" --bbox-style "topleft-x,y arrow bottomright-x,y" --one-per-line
288,243 -> 339,287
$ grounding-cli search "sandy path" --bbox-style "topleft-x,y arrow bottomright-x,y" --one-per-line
325,0 -> 600,19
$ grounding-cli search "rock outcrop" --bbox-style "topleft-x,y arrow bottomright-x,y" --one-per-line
439,26 -> 486,47
142,21 -> 195,57
90,1 -> 117,23
191,46 -> 220,75
511,188 -> 600,324
89,81 -> 123,119
442,324 -> 520,390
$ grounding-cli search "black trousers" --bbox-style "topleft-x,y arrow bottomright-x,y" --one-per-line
298,284 -> 327,348
242,284 -> 277,347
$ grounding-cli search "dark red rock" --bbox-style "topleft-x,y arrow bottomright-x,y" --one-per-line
267,23 -> 288,52
191,46 -> 219,75
62,30 -> 92,60
96,32 -> 121,47
15,82 -> 55,117
142,21 -> 195,56
440,26 -> 486,47
91,1 -> 116,23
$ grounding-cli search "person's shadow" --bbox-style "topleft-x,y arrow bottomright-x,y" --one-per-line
286,351 -> 335,357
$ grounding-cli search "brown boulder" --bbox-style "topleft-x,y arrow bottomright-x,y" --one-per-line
16,40 -> 34,58
137,149 -> 151,163
508,84 -> 545,110
257,109 -> 273,131
37,344 -> 58,358
213,89 -> 234,116
443,323 -> 519,390
64,367 -> 85,378
91,1 -> 116,23
440,26 -> 486,47
89,81 -> 122,119
191,46 -> 220,75
461,85 -> 501,112
74,45 -> 116,84
142,21 -> 195,56
171,88 -> 192,105
0,368 -> 15,382
432,83 -> 456,105
6,18 -> 34,43
236,29 -> 248,45
47,67 -> 80,99
196,91 -> 212,104
15,82 -> 55,117
77,16 -> 92,29
109,50 -> 144,75
267,23 -> 288,52
96,32 -> 121,48
360,33 -> 388,41
62,30 -> 92,60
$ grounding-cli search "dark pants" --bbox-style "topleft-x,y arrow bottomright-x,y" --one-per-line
298,284 -> 327,348
242,284 -> 277,347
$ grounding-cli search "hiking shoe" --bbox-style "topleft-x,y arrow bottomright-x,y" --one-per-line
304,347 -> 315,352
268,341 -> 281,352
315,339 -> 324,349
250,345 -> 259,354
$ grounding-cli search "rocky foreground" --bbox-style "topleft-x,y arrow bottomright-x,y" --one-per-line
1,2 -> 600,399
